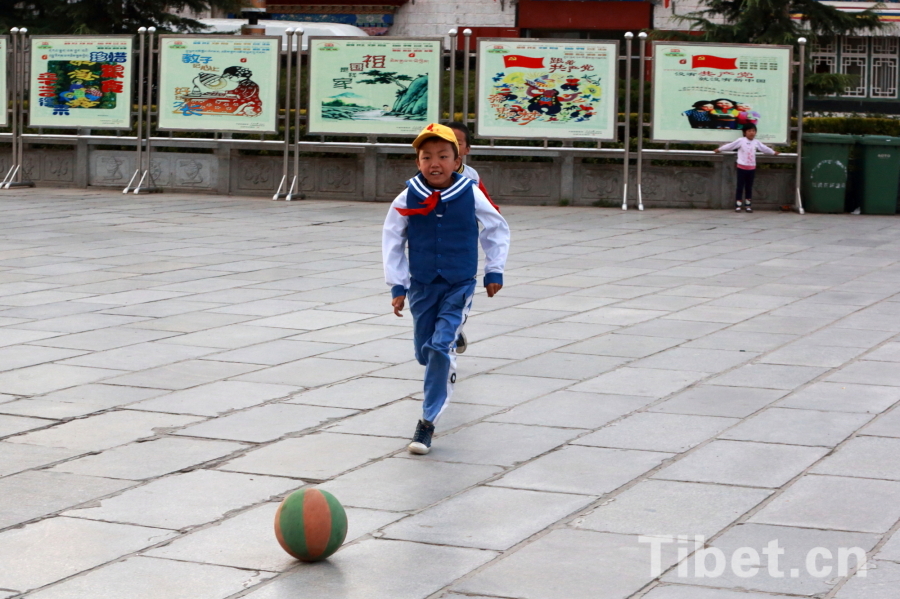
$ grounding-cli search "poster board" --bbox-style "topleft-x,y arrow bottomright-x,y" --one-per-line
475,38 -> 619,141
651,41 -> 792,145
0,36 -> 8,128
157,35 -> 280,133
307,37 -> 442,136
29,36 -> 133,129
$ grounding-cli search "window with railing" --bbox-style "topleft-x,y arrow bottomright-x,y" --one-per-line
811,36 -> 899,100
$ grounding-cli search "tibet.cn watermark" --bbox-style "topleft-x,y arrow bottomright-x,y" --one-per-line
640,536 -> 868,579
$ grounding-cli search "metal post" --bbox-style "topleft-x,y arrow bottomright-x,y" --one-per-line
287,27 -> 305,201
621,32 -> 633,210
635,32 -> 647,211
273,29 -> 294,200
2,28 -> 19,187
135,27 -> 160,194
462,29 -> 471,127
5,27 -> 34,189
125,27 -> 146,193
795,37 -> 807,215
448,29 -> 457,121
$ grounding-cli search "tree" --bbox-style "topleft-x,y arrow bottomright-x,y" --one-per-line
657,0 -> 885,96
0,0 -> 243,35
358,70 -> 415,93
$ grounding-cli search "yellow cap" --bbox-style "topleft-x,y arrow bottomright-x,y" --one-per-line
412,123 -> 459,153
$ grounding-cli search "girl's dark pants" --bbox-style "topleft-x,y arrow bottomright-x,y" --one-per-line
736,168 -> 756,202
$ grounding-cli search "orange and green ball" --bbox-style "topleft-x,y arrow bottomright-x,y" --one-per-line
274,489 -> 348,562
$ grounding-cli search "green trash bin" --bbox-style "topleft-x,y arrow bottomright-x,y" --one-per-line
801,133 -> 856,213
856,136 -> 900,215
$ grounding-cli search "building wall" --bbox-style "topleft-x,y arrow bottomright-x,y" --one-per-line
391,0 -> 516,39
653,0 -> 723,31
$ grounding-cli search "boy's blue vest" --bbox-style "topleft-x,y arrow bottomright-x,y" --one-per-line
403,172 -> 479,285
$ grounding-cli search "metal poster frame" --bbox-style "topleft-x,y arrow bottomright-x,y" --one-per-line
0,35 -> 9,129
649,40 -> 794,146
474,37 -> 621,142
27,34 -> 135,131
305,36 -> 444,137
155,34 -> 282,134
3,28 -> 34,189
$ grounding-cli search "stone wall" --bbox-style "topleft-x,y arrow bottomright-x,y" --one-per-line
391,0 -> 515,40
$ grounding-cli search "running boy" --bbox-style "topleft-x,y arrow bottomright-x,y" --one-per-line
714,124 -> 780,212
383,123 -> 510,455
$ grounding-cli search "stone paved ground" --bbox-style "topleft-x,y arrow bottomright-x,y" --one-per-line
1,189 -> 900,599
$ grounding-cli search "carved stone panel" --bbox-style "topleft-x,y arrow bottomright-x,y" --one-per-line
295,160 -> 316,192
90,151 -> 136,187
498,165 -> 555,201
318,160 -> 358,194
234,157 -> 280,191
577,166 -> 621,206
377,157 -> 413,199
173,156 -> 217,189
42,152 -> 75,182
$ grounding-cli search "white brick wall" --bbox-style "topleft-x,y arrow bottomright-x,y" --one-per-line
654,0 -> 724,31
391,0 -> 515,40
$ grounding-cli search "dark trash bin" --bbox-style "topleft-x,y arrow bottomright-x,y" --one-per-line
801,133 -> 856,213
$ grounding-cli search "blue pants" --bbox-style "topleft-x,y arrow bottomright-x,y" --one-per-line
408,277 -> 475,423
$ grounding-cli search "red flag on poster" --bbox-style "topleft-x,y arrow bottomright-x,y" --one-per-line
692,55 -> 738,70
503,55 -> 545,69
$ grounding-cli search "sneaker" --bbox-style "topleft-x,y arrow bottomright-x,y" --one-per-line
735,201 -> 742,212
408,419 -> 435,455
455,331 -> 468,354
745,203 -> 753,213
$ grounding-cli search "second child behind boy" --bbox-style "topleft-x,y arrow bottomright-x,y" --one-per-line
383,123 -> 510,455
714,124 -> 780,213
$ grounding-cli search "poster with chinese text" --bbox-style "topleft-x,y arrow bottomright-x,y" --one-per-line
307,37 -> 441,136
29,36 -> 133,129
651,41 -> 792,144
475,39 -> 618,140
0,37 -> 8,127
158,36 -> 279,133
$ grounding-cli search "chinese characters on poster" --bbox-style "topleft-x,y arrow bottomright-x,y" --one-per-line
651,42 -> 792,144
157,36 -> 279,133
29,36 -> 133,129
307,37 -> 441,136
475,40 -> 618,140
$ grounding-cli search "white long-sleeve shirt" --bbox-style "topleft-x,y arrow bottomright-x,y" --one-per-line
382,185 -> 510,294
718,137 -> 776,168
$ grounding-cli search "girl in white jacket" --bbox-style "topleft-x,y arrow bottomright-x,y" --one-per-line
714,125 -> 780,212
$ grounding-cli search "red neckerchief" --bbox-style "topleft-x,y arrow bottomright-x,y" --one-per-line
395,190 -> 440,216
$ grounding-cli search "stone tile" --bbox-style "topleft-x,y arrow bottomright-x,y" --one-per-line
0,442 -> 79,476
146,501 -> 401,571
751,474 -> 900,533
559,333 -> 683,358
288,322 -> 399,344
455,529 -> 676,599
709,364 -> 828,390
219,432 -> 404,480
641,587 -> 795,599
241,539 -> 494,599
579,479 -> 771,536
494,352 -> 627,380
878,530 -> 900,562
126,311 -> 253,333
8,410 -> 200,452
632,347 -> 756,373
493,445 -> 672,496
0,517 -> 176,594
463,334 -> 574,360
250,309 -> 373,330
158,324 -> 295,349
50,437 -> 243,480
574,412 -> 737,453
0,414 -> 53,438
0,470 -> 134,529
653,440 -> 828,488
0,345 -> 85,373
384,486 -> 592,550
811,436 -> 900,480
777,382 -> 900,413
834,560 -> 900,599
760,344 -> 868,368
130,381 -> 299,416
864,342 -> 900,362
487,391 -> 650,428
0,384 -> 166,419
616,294 -> 709,311
318,338 -> 415,364
59,341 -> 216,371
174,403 -> 353,443
661,523 -> 878,596
34,327 -> 178,351
563,307 -> 668,326
720,407 -> 873,446
650,385 -> 786,418
508,321 -> 618,340
684,330 -> 798,351
64,470 -> 297,530
0,328 -> 63,348
13,312 -> 147,334
421,422 -> 583,466
0,364 -> 125,396
616,319 -> 729,340
829,360 -> 900,387
318,457 -> 501,511
572,368 -> 709,398
863,407 -> 900,437
205,339 -> 341,365
326,400 -> 498,437
430,373 -> 572,407
235,357 -> 384,388
104,359 -> 262,390
802,327 -> 894,348
286,377 -> 421,410
25,556 -> 272,599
